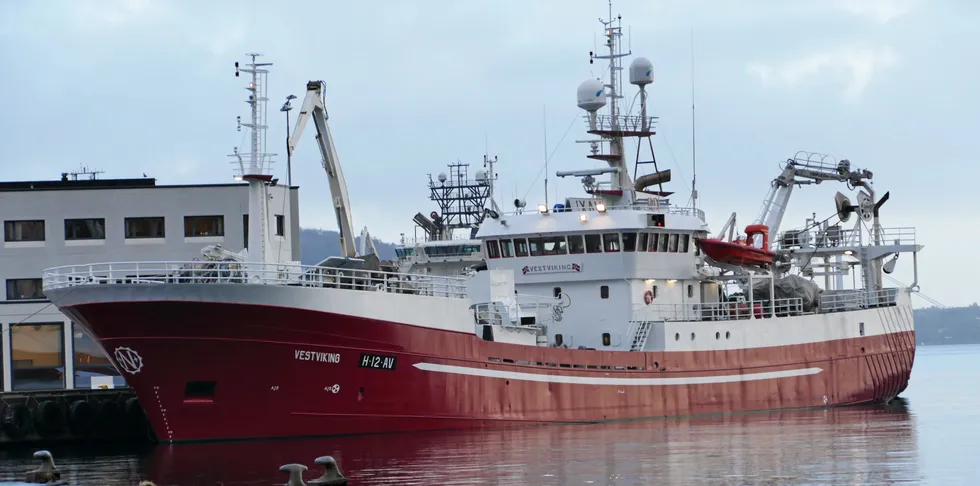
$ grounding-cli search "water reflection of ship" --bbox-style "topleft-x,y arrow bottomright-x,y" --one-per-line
141,403 -> 918,485
394,156 -> 500,277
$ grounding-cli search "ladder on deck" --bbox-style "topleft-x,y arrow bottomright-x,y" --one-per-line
630,321 -> 653,351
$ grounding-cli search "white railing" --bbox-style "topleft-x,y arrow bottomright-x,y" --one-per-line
41,261 -> 469,299
471,293 -> 559,328
775,226 -> 916,251
820,288 -> 900,313
508,201 -> 706,222
633,297 -> 806,322
591,114 -> 658,133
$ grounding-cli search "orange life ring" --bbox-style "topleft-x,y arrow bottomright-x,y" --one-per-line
643,290 -> 654,305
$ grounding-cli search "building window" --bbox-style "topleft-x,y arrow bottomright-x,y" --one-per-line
184,215 -> 224,237
600,285 -> 609,299
11,322 -> 65,391
4,220 -> 45,242
275,214 -> 285,236
125,217 -> 165,239
6,278 -> 44,300
64,218 -> 106,240
73,323 -> 125,389
602,332 -> 611,346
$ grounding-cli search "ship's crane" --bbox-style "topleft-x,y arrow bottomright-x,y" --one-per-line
287,80 -> 356,258
755,152 -> 874,243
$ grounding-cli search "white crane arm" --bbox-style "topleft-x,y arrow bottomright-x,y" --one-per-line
287,81 -> 357,258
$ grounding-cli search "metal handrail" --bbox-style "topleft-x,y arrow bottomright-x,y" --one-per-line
41,261 -> 469,299
632,297 -> 806,322
820,288 -> 900,313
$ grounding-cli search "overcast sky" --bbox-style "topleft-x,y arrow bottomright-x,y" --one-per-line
1,0 -> 976,307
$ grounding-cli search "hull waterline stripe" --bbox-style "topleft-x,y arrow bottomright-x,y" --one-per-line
413,362 -> 823,386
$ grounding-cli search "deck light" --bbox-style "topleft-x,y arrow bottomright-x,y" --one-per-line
580,213 -> 588,223
538,204 -> 548,214
596,202 -> 606,212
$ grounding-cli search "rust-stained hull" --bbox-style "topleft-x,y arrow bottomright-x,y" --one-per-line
56,298 -> 915,443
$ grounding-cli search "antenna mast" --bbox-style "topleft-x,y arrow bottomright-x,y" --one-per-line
230,53 -> 276,179
690,29 -> 698,210
543,105 -> 549,207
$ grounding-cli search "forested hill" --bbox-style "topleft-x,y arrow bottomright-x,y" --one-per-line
913,304 -> 980,345
299,228 -> 397,265
299,229 -> 977,345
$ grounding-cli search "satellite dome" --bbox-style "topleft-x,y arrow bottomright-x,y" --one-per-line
576,79 -> 607,112
475,170 -> 487,181
437,172 -> 447,183
629,57 -> 654,86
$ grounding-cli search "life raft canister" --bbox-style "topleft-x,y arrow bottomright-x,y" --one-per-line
643,289 -> 655,305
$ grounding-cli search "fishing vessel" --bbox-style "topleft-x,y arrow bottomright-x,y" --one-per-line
41,5 -> 920,443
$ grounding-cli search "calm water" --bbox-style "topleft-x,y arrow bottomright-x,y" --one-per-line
2,344 -> 978,485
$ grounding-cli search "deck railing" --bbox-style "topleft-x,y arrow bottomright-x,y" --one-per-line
505,199 -> 706,222
42,261 -> 469,299
819,288 -> 900,313
775,226 -> 916,251
633,297 -> 806,322
472,293 -> 558,329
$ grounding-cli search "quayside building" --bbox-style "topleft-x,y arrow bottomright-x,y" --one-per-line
0,171 -> 299,392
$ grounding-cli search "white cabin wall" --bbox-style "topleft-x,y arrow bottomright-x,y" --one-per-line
518,280 -> 632,350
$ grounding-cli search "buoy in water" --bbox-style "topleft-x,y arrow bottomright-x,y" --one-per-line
24,450 -> 61,484
279,463 -> 308,486
309,456 -> 347,485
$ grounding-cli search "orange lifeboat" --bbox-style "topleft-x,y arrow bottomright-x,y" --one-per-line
696,224 -> 776,268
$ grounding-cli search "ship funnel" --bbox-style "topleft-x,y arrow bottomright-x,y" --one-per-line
634,169 -> 672,192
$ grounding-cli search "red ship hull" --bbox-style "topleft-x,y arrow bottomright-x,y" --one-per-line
57,298 -> 916,443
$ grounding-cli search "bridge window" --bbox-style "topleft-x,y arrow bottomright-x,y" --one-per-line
514,238 -> 529,257
568,235 -> 585,254
602,233 -> 620,252
622,232 -> 637,252
600,285 -> 609,299
649,233 -> 660,252
184,215 -> 225,237
543,236 -> 567,255
638,233 -> 648,252
4,220 -> 45,242
64,218 -> 106,240
528,237 -> 544,256
585,234 -> 602,253
487,240 -> 501,259
657,233 -> 669,252
668,234 -> 679,252
680,234 -> 690,252
500,239 -> 514,257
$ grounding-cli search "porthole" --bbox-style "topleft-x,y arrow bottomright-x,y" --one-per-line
725,331 -> 731,339
690,332 -> 695,341
715,331 -> 720,340
653,361 -> 659,368
674,333 -> 680,341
